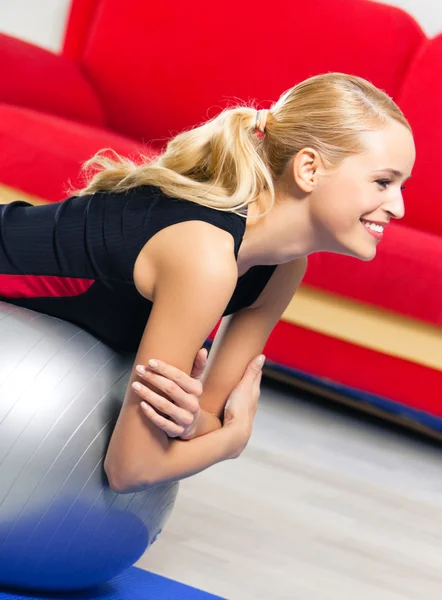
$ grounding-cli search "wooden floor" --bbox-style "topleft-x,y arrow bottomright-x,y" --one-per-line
136,378 -> 442,600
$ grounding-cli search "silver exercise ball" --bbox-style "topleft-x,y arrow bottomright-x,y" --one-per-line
0,301 -> 178,593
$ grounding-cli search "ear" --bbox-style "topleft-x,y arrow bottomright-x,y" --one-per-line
291,148 -> 320,192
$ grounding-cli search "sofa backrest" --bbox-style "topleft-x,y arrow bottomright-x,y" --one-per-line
63,0 -> 424,146
64,0 -> 437,233
396,34 -> 442,235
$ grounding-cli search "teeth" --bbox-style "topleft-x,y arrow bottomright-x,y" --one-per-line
361,220 -> 384,233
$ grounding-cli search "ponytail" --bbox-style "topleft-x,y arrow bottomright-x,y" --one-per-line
72,107 -> 275,219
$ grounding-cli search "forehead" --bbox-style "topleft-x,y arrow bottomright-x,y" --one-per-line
360,121 -> 416,170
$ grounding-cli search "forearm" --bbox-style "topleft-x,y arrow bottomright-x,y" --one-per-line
190,408 -> 222,437
126,425 -> 240,493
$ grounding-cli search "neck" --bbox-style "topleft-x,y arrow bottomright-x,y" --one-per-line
237,183 -> 317,274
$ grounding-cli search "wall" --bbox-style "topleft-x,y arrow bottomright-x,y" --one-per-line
380,0 -> 442,35
0,0 -> 70,53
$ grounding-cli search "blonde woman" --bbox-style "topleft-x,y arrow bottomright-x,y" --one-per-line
0,73 -> 415,494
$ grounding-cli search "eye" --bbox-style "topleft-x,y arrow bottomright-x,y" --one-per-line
376,179 -> 407,192
376,179 -> 391,189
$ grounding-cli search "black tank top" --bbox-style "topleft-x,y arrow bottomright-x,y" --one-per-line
0,185 -> 277,352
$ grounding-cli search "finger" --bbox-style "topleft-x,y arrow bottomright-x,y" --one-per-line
135,371 -> 199,414
190,348 -> 208,381
247,355 -> 265,381
139,402 -> 185,437
254,365 -> 263,386
132,380 -> 195,423
236,356 -> 264,396
136,359 -> 202,396
195,348 -> 208,365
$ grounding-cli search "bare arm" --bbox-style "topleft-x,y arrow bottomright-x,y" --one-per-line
135,257 -> 308,442
104,222 -> 241,493
114,422 -> 242,493
198,256 -> 308,422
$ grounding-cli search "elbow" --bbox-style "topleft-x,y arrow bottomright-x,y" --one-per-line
104,457 -> 157,494
105,470 -> 135,494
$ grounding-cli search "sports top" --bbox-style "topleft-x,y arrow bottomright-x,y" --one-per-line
0,185 -> 277,352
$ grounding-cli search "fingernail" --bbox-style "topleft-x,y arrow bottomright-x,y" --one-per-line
136,365 -> 146,374
132,382 -> 142,391
148,359 -> 158,368
256,355 -> 265,366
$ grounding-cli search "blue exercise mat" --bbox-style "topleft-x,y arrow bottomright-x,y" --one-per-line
0,566 -> 225,600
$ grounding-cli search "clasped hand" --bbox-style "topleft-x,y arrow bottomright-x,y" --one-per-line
131,348 -> 265,444
132,349 -> 207,440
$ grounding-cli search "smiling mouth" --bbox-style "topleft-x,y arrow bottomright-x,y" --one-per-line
360,218 -> 385,239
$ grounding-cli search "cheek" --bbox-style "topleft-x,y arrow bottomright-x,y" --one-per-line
338,184 -> 379,226
318,184 -> 363,229
312,177 -> 376,234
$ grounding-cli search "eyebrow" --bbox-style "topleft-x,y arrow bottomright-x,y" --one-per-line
373,168 -> 412,181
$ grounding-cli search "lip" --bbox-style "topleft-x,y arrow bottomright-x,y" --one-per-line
360,220 -> 384,241
361,219 -> 389,226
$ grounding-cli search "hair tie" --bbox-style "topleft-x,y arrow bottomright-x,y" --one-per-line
255,109 -> 269,134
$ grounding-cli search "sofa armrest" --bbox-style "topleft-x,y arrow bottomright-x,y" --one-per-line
0,32 -> 105,125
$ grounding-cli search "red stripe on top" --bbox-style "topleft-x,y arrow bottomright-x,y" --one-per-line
0,274 -> 95,298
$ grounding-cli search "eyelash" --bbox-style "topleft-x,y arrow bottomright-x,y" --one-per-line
376,179 -> 407,191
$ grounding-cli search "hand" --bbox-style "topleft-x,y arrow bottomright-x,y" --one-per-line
132,348 -> 208,439
223,354 -> 265,458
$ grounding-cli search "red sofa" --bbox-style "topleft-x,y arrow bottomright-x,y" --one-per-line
0,0 -> 441,436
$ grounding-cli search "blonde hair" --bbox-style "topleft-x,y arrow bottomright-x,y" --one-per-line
72,73 -> 411,219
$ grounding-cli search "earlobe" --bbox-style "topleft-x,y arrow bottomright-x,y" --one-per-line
295,165 -> 316,192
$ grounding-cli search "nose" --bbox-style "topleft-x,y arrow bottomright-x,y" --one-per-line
385,194 -> 405,220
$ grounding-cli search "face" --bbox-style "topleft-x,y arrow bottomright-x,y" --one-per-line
305,120 -> 416,260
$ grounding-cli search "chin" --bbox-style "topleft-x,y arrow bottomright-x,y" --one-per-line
336,242 -> 377,261
330,230 -> 379,261
339,230 -> 380,261
359,251 -> 377,262
352,244 -> 377,261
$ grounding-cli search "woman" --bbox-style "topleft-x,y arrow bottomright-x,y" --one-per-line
0,73 -> 415,494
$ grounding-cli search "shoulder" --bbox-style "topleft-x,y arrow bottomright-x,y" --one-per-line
152,220 -> 238,274
133,211 -> 242,300
143,225 -> 240,346
146,220 -> 239,296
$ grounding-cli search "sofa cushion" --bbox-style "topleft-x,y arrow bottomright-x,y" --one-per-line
0,104 -> 153,202
304,221 -> 442,327
65,0 -> 425,145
